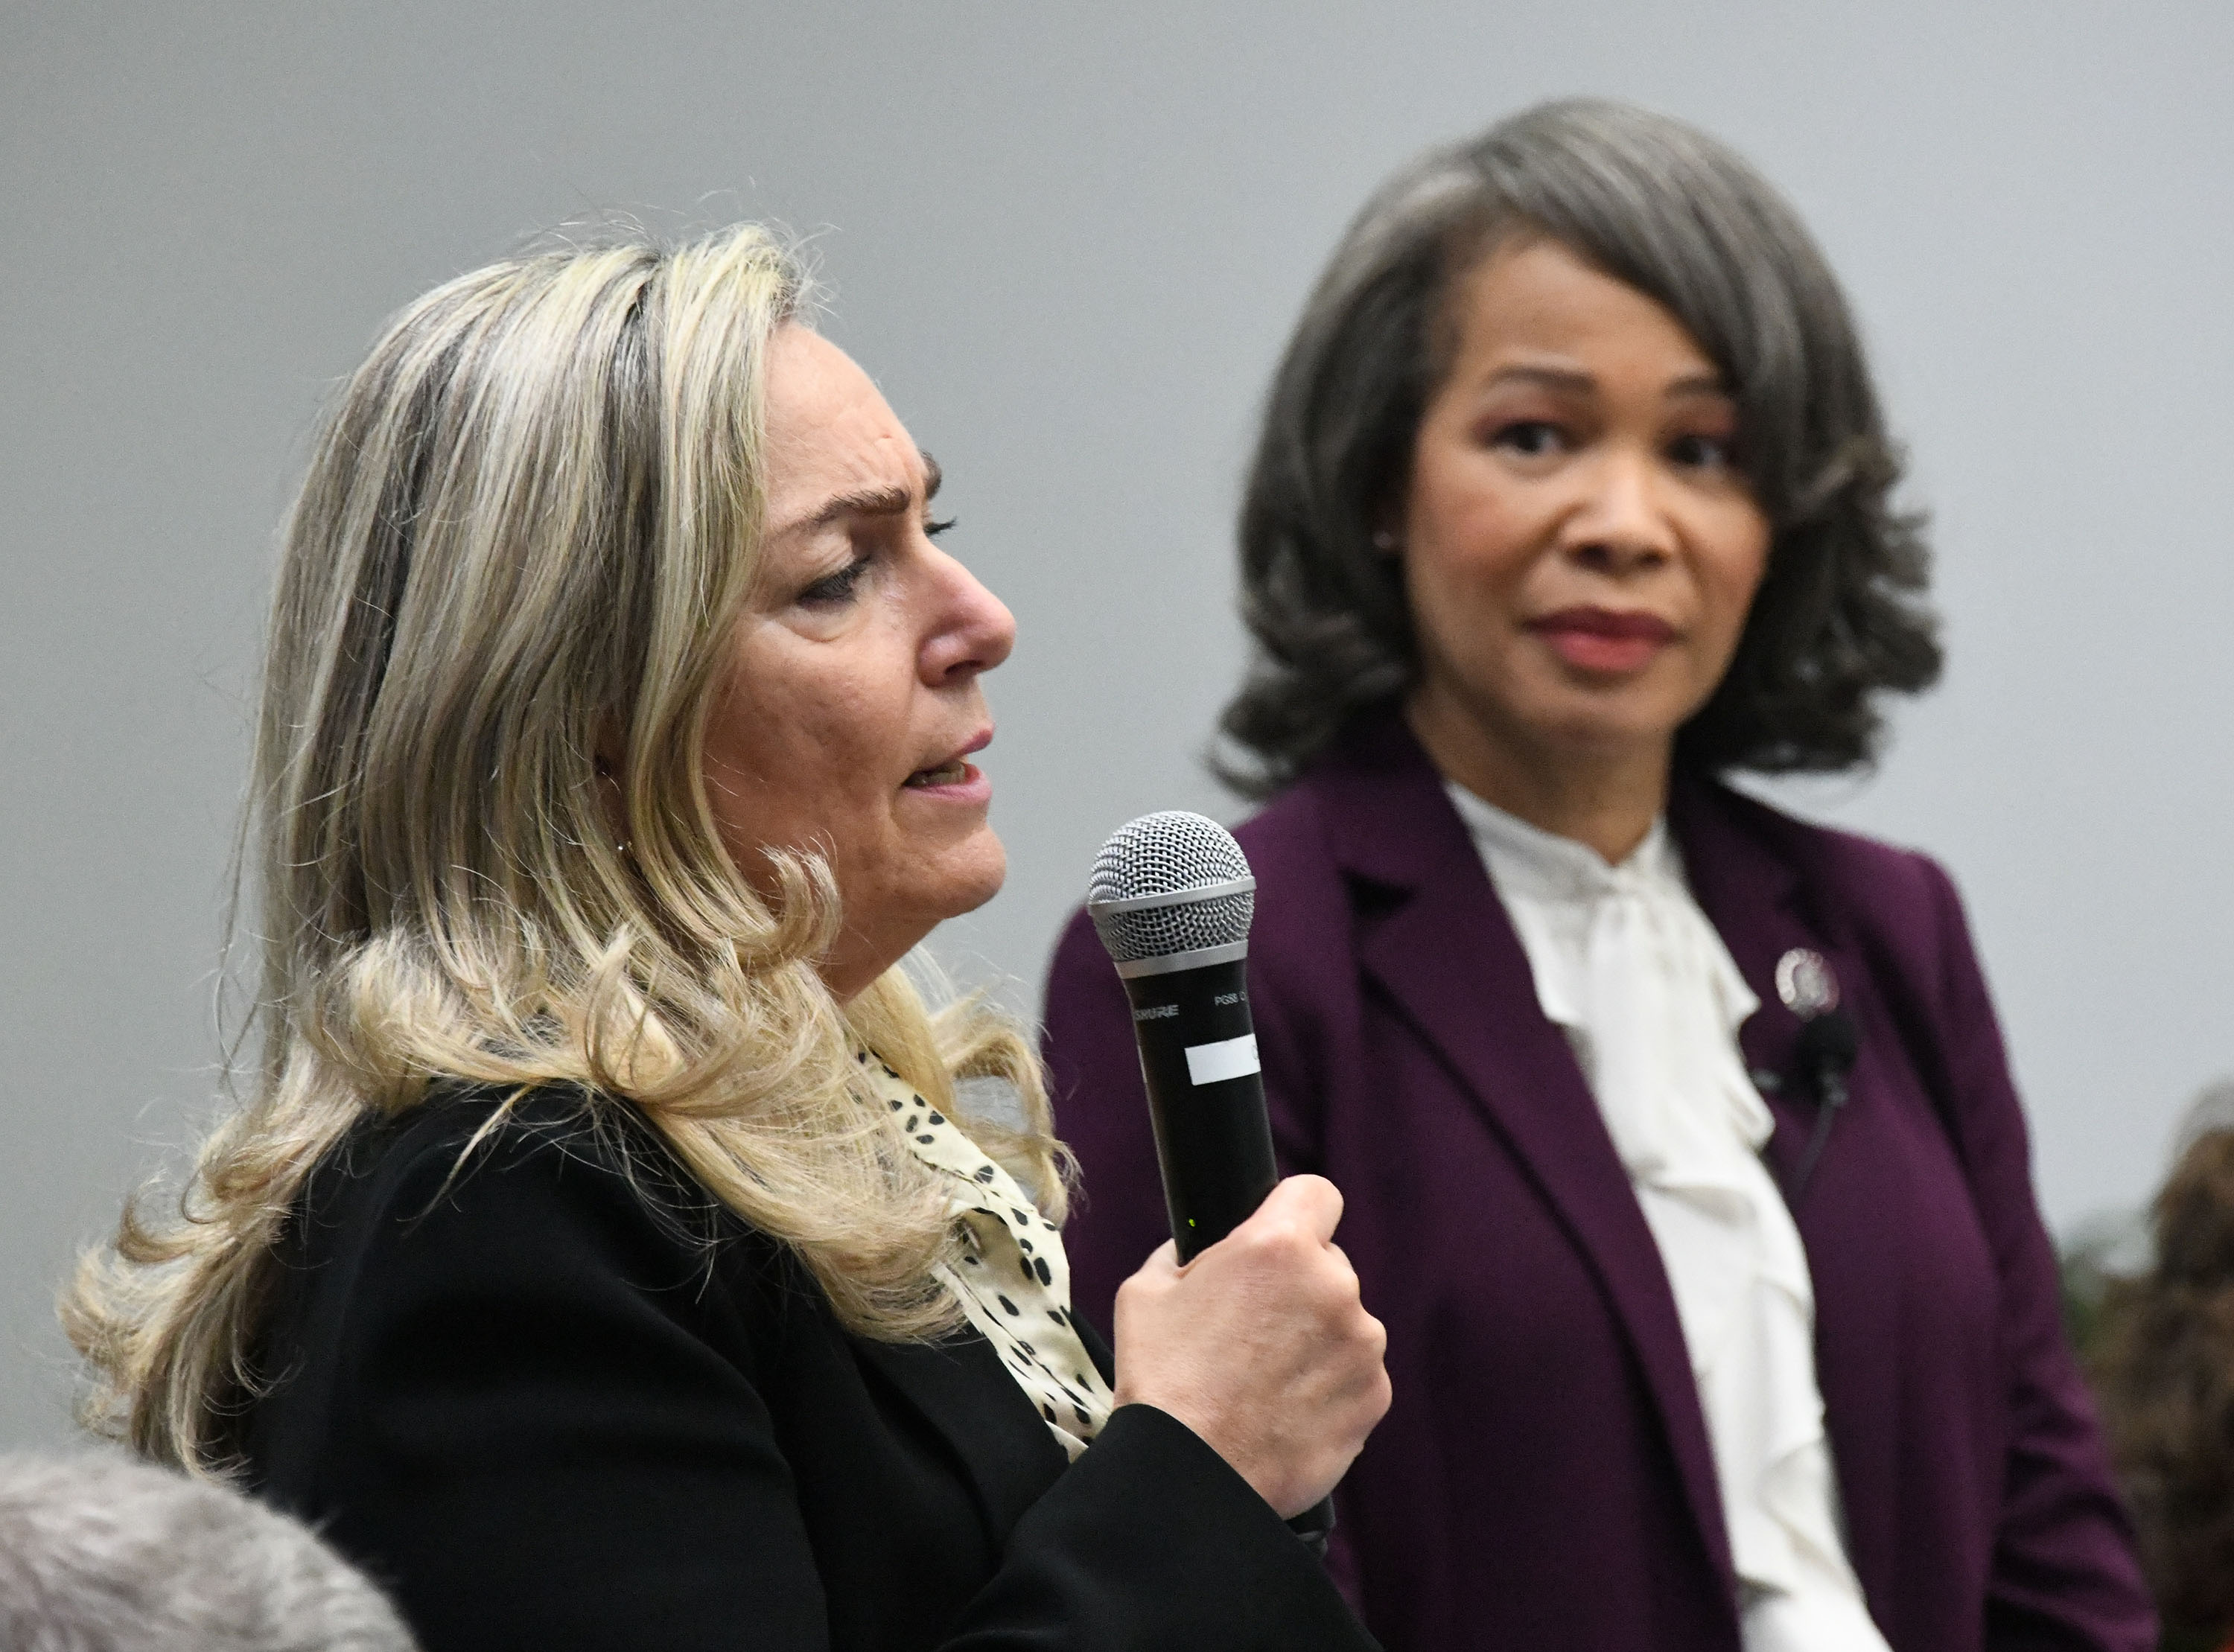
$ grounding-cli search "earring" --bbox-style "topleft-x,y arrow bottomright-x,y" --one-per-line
1371,528 -> 1400,552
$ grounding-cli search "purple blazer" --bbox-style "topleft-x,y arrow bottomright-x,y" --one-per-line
1042,715 -> 2153,1652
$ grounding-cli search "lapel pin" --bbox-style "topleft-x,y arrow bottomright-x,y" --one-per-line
1775,948 -> 1839,1020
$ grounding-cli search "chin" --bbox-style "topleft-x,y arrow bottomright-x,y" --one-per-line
1555,710 -> 1684,752
932,831 -> 1009,920
830,837 -> 1011,1002
1522,680 -> 1695,752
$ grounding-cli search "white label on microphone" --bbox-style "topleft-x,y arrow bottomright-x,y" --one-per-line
1184,1033 -> 1261,1086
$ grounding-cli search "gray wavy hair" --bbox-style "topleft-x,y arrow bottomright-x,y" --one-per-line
0,1453 -> 416,1651
1220,97 -> 1941,795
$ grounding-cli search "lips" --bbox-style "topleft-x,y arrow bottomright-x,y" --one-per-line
904,759 -> 971,788
903,728 -> 992,791
1528,607 -> 1678,674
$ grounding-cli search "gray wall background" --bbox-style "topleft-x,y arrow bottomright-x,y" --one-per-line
5,1 -> 2230,1447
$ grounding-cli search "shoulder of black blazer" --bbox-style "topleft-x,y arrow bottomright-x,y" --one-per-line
241,1085 -> 1376,1652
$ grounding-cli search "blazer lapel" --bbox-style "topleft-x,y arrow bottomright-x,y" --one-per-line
1671,780 -> 1815,1177
1311,718 -> 1736,1586
1668,776 -> 1897,1610
1668,779 -> 1873,1193
850,1332 -> 1069,1540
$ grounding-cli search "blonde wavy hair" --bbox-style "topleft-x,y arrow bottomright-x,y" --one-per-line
66,223 -> 1066,1477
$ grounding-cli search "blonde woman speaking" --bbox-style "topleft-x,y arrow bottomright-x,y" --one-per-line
68,226 -> 1389,1652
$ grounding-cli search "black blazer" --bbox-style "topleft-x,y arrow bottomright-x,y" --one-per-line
242,1088 -> 1372,1652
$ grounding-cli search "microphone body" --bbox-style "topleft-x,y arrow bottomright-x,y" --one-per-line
1113,954 -> 1275,1263
1086,811 -> 1334,1551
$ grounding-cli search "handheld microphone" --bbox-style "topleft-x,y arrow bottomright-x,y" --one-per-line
1086,811 -> 1274,1258
1085,810 -> 1335,1551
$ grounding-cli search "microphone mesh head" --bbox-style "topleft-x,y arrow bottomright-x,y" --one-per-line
1086,811 -> 1255,964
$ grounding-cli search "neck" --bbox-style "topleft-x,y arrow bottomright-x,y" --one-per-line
821,924 -> 922,1005
1405,690 -> 1671,865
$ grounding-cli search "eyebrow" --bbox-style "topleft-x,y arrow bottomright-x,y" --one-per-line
789,450 -> 943,535
1484,365 -> 1731,399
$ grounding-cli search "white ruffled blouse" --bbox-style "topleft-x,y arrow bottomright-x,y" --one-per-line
855,1050 -> 1113,1461
1446,785 -> 1889,1652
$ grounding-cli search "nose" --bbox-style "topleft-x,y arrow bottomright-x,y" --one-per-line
920,549 -> 1016,686
1559,443 -> 1676,576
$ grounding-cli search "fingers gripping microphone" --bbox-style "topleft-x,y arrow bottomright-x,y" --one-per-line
1086,811 -> 1335,1551
1086,811 -> 1276,1263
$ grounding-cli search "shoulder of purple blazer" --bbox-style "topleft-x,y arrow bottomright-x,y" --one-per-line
1038,906 -> 1139,1118
1230,775 -> 1330,876
1045,902 -> 1115,1004
1235,713 -> 1467,899
1702,781 -> 1950,921
1255,864 -> 1360,1004
1693,778 -> 1970,1017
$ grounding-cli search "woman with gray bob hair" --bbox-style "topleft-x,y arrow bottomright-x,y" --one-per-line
1221,96 -> 1938,793
1046,99 -> 2151,1651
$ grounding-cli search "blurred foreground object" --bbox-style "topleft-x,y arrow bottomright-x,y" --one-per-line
0,1452 -> 416,1651
2085,1082 -> 2234,1652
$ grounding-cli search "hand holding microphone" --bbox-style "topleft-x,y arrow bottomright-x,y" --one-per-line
1111,1174 -> 1388,1521
1085,811 -> 1387,1536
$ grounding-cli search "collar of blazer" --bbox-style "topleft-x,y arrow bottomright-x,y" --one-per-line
1297,709 -> 1879,1597
846,1275 -> 1119,1546
848,1332 -> 1073,1540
